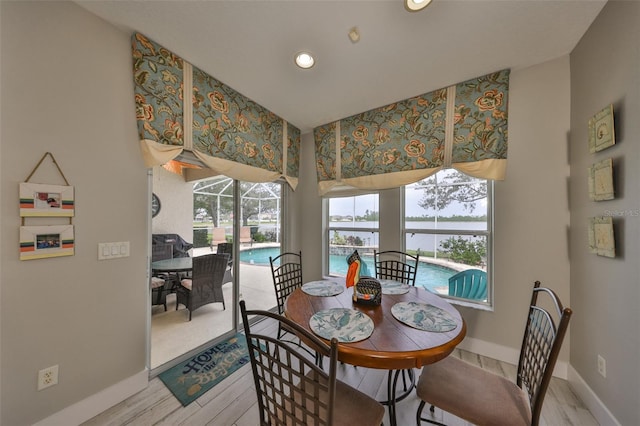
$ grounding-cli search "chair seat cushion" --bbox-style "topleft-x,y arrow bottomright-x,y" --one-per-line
416,356 -> 531,426
333,379 -> 385,425
180,279 -> 192,291
289,374 -> 384,425
150,277 -> 165,289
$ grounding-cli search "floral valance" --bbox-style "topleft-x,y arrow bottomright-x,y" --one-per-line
314,69 -> 509,195
132,33 -> 300,189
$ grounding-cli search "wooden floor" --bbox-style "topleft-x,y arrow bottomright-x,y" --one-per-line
83,317 -> 599,426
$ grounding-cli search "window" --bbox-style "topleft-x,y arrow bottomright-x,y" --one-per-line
326,194 -> 379,277
405,169 -> 492,306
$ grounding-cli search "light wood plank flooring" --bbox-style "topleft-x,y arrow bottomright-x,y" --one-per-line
84,317 -> 599,426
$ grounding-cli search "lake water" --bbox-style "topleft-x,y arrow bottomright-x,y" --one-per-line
330,221 -> 486,252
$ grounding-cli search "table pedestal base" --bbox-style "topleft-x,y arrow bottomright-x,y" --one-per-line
381,369 -> 416,426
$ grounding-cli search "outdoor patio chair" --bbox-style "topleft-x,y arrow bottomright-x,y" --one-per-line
216,242 -> 233,284
374,250 -> 420,286
239,300 -> 385,426
239,226 -> 252,245
416,280 -> 572,426
150,243 -> 174,311
448,269 -> 487,300
176,253 -> 230,321
209,227 -> 226,251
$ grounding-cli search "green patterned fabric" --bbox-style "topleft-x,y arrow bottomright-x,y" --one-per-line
132,33 -> 185,147
340,88 -> 448,179
452,72 -> 509,163
192,65 -> 283,174
132,33 -> 299,188
314,70 -> 509,195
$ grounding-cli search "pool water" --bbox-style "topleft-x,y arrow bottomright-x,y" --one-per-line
239,246 -> 453,293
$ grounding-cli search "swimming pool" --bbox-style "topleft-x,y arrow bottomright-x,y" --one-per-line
239,246 -> 454,293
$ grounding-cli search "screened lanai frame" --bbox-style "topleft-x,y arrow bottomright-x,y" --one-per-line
193,176 -> 282,244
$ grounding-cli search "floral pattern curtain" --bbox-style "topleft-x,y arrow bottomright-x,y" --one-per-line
132,32 -> 299,189
314,70 -> 509,195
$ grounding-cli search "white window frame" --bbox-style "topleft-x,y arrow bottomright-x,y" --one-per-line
403,173 -> 494,309
324,194 -> 380,278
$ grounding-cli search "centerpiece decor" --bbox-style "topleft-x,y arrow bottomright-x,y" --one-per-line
346,250 -> 381,306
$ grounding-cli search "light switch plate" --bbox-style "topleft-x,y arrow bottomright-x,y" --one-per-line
98,242 -> 130,260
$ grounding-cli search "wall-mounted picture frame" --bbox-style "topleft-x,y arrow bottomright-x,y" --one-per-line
19,182 -> 74,217
588,158 -> 614,201
20,225 -> 75,260
588,216 -> 615,258
588,104 -> 615,153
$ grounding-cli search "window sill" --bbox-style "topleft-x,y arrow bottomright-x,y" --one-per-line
444,297 -> 494,312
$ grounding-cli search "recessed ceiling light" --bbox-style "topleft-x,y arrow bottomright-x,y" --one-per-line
405,0 -> 432,12
295,51 -> 315,69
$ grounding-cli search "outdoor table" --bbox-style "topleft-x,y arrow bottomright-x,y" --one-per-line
151,257 -> 193,274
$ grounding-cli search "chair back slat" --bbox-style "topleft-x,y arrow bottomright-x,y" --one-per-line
374,250 -> 419,286
517,281 -> 572,426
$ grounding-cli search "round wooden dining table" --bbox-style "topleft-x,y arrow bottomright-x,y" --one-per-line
284,283 -> 466,370
284,281 -> 466,426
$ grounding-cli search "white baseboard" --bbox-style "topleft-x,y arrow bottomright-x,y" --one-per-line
568,365 -> 620,426
33,369 -> 149,426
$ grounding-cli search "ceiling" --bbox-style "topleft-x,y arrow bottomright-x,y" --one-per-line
76,0 -> 607,135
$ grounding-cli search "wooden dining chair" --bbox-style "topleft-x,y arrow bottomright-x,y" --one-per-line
374,250 -> 420,286
239,300 -> 385,426
416,281 -> 572,426
269,251 -> 303,339
374,249 -> 421,396
176,253 -> 229,321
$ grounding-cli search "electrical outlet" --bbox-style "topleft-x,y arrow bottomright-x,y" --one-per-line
37,365 -> 59,390
597,354 -> 606,378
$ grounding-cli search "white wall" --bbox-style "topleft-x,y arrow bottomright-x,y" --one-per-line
152,166 -> 194,246
569,2 -> 640,425
1,3 -> 148,424
298,56 -> 572,363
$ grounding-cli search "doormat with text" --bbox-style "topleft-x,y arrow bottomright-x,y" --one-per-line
159,333 -> 251,406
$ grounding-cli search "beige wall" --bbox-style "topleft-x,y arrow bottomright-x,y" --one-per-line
569,2 -> 640,425
1,2 -> 148,425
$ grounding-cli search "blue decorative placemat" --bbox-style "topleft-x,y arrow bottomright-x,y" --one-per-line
391,302 -> 457,332
309,308 -> 374,342
302,280 -> 344,296
379,279 -> 410,295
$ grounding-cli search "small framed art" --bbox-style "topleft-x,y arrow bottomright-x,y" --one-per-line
588,158 -> 614,201
19,182 -> 74,217
588,217 -> 615,258
588,104 -> 615,153
20,225 -> 75,260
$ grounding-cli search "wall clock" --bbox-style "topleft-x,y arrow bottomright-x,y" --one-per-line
151,193 -> 161,218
